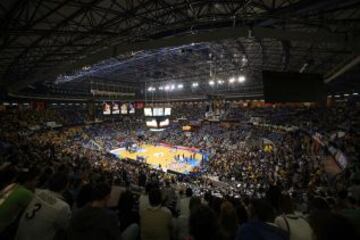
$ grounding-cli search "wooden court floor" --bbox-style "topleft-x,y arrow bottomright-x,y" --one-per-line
116,144 -> 202,173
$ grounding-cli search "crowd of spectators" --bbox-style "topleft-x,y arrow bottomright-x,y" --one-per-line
0,100 -> 359,240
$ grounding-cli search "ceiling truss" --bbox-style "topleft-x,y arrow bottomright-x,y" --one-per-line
0,0 -> 359,96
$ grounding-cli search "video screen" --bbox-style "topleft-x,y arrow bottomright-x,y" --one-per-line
159,118 -> 169,127
103,102 -> 111,115
146,119 -> 158,128
129,103 -> 135,114
112,103 -> 119,114
164,108 -> 171,116
121,104 -> 128,114
153,108 -> 164,116
144,108 -> 152,116
262,71 -> 325,103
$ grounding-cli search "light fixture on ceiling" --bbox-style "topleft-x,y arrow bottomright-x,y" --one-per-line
209,80 -> 215,86
147,87 -> 156,92
192,82 -> 199,88
229,77 -> 236,83
238,75 -> 246,83
177,84 -> 184,89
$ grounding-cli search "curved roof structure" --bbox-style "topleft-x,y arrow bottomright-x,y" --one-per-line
1,0 -> 360,98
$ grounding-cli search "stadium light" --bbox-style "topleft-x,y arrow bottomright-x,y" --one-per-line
159,86 -> 164,90
170,84 -> 175,91
217,80 -> 224,85
353,92 -> 359,96
192,82 -> 199,88
164,85 -> 170,91
229,77 -> 236,83
147,86 -> 156,92
209,80 -> 215,86
177,84 -> 184,89
238,75 -> 246,83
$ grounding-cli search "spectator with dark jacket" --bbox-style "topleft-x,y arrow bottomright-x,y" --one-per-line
236,199 -> 289,240
189,204 -> 219,240
68,183 -> 121,240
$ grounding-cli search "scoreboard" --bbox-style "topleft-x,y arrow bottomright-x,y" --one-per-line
144,107 -> 171,129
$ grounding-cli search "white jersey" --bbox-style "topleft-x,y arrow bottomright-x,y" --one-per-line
16,189 -> 71,240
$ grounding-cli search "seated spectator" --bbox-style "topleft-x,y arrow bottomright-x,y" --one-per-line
107,180 -> 126,209
138,170 -> 147,187
348,179 -> 360,203
37,167 -> 53,188
338,195 -> 360,237
16,172 -> 71,240
15,167 -> 40,193
310,197 -> 331,212
75,184 -> 93,208
274,195 -> 313,240
189,204 -> 219,240
266,185 -> 282,213
179,187 -> 193,216
174,196 -> 202,240
140,188 -> 172,240
236,199 -> 289,240
219,201 -> 238,240
68,183 -> 121,240
308,210 -> 358,240
0,166 -> 34,239
235,200 -> 248,225
162,181 -> 177,213
139,183 -> 152,213
117,189 -> 138,232
203,191 -> 212,206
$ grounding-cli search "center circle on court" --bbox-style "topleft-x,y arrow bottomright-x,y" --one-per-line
153,152 -> 164,158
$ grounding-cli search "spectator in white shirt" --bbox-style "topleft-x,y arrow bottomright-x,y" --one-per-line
16,172 -> 71,240
140,188 -> 172,240
275,195 -> 313,240
178,187 -> 193,216
174,197 -> 202,240
139,183 -> 152,213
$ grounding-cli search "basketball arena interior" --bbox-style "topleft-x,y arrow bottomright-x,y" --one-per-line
0,1 -> 360,240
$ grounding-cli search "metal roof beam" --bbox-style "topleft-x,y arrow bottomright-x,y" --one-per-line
6,25 -> 360,91
3,0 -> 105,78
325,56 -> 360,83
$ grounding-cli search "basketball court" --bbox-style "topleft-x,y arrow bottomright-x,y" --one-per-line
111,144 -> 203,174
